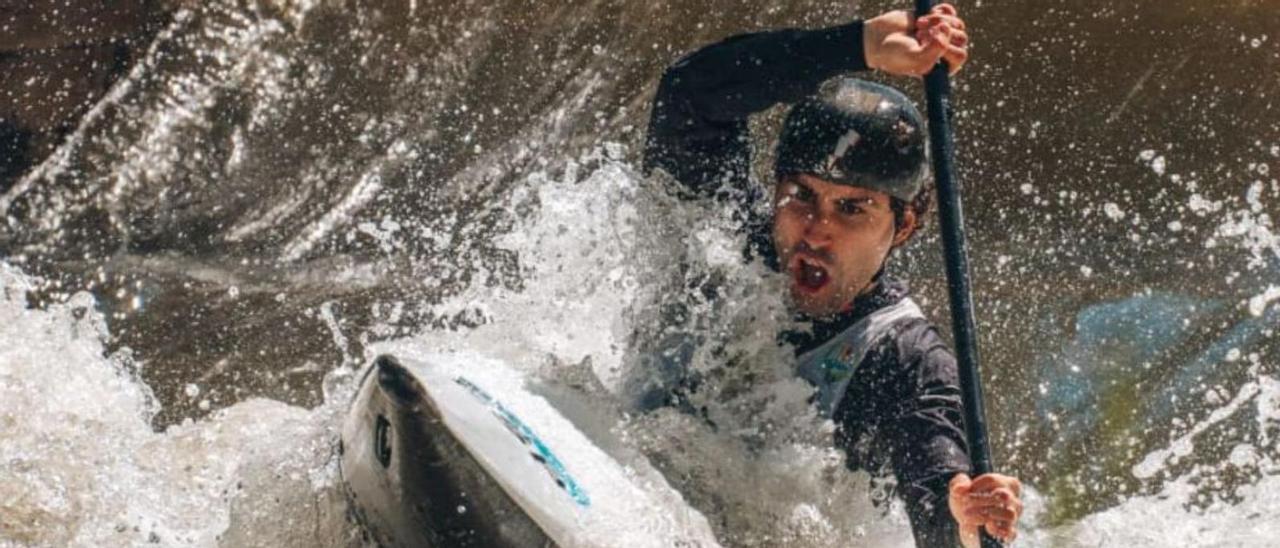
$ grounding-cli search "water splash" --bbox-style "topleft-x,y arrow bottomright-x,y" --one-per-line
2,0 -> 1279,546
0,264 -> 357,547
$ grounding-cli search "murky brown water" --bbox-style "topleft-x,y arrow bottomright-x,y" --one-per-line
2,0 -> 1278,528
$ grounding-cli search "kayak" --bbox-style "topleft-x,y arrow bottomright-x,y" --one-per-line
339,352 -> 720,547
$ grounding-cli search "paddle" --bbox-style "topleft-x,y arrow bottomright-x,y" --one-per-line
912,1 -> 1002,547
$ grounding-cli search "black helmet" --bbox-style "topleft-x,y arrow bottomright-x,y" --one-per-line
774,78 -> 928,201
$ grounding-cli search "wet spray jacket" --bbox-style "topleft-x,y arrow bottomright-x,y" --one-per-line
644,21 -> 972,547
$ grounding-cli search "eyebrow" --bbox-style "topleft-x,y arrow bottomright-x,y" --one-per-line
782,180 -> 813,196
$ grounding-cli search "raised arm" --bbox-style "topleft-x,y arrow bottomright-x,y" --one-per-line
642,22 -> 868,196
643,4 -> 970,198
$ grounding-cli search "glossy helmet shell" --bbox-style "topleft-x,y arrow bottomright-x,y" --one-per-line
775,78 -> 928,201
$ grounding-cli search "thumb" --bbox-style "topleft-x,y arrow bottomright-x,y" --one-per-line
949,473 -> 973,495
910,30 -> 949,74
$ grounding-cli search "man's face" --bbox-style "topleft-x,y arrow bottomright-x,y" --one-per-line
772,173 -> 914,318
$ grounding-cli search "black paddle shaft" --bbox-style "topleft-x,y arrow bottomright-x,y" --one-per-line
911,1 -> 1001,547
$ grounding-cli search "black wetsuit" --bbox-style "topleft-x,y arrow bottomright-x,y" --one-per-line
644,21 -> 972,547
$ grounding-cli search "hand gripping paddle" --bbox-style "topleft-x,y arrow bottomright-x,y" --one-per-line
911,1 -> 1003,547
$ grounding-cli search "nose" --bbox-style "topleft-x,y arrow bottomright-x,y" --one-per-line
800,206 -> 836,248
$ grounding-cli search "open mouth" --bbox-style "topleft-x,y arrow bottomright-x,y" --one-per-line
791,256 -> 830,294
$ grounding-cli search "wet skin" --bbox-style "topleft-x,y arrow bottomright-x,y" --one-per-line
771,173 -> 917,318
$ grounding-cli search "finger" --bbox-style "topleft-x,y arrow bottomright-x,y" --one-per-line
949,473 -> 973,492
975,474 -> 1024,497
965,488 -> 1019,514
1007,495 -> 1025,518
992,521 -> 1019,542
986,521 -> 1018,542
931,3 -> 958,18
967,474 -> 1002,492
917,22 -> 954,51
962,504 -> 1013,522
985,487 -> 1018,504
906,31 -> 948,75
998,487 -> 1020,504
917,13 -> 966,32
969,474 -> 1016,493
964,494 -> 1011,511
963,503 -> 1011,518
948,28 -> 969,47
916,40 -> 949,76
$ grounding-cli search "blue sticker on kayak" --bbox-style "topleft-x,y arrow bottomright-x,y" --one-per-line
454,377 -> 591,508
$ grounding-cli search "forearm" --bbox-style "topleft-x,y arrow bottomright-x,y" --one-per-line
655,21 -> 867,123
902,467 -> 966,547
643,21 -> 869,192
891,337 -> 974,546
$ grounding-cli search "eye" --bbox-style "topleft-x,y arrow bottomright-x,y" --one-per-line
792,183 -> 816,203
836,198 -> 865,216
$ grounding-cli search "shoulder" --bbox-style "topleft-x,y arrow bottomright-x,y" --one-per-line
876,317 -> 959,387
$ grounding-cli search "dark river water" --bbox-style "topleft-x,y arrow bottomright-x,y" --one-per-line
1,0 -> 1278,545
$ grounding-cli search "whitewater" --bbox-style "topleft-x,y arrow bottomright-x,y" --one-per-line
4,155 -> 1279,546
3,0 -> 1279,546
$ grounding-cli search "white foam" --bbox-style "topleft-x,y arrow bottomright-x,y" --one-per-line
0,264 -> 353,547
377,156 -> 914,545
5,147 -> 1280,547
402,155 -> 649,387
